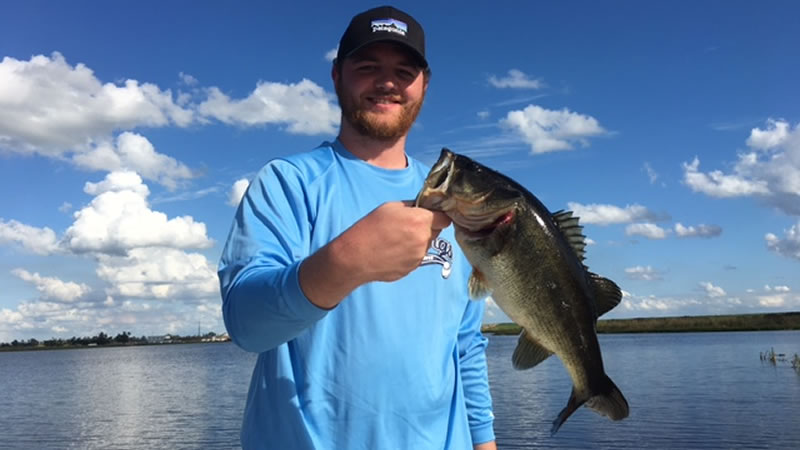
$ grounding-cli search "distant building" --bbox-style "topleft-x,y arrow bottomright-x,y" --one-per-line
202,333 -> 231,343
145,334 -> 173,344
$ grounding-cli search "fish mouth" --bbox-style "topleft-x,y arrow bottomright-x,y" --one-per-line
417,148 -> 516,236
415,149 -> 456,209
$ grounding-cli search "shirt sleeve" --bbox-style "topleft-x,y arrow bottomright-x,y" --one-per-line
218,160 -> 329,353
458,297 -> 496,445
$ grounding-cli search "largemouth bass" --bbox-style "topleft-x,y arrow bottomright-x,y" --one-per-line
416,149 -> 629,434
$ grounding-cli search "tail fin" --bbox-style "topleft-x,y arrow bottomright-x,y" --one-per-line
551,375 -> 629,435
585,374 -> 629,421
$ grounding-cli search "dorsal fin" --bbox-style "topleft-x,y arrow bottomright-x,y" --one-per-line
551,210 -> 587,262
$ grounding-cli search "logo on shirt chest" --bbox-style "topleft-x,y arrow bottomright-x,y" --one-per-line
420,238 -> 454,279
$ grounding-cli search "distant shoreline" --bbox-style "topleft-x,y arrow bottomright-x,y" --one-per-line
481,312 -> 800,335
4,312 -> 798,353
0,337 -> 231,353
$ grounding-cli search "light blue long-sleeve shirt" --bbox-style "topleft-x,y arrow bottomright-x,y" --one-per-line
219,140 -> 494,449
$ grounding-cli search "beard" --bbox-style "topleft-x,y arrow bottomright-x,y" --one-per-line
335,83 -> 425,141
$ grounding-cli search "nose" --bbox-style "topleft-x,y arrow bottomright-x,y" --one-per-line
373,67 -> 400,92
374,75 -> 397,92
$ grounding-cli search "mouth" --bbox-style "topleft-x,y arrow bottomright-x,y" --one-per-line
366,95 -> 402,108
426,151 -> 453,190
416,148 -> 517,239
415,149 -> 455,208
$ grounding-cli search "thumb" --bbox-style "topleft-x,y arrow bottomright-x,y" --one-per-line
430,211 -> 452,231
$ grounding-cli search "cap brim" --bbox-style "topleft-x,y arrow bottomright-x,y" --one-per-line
342,37 -> 428,68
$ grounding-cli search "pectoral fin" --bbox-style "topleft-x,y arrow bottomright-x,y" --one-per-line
468,268 -> 492,300
512,330 -> 553,370
588,272 -> 623,317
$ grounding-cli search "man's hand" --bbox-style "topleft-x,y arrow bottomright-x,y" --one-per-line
299,201 -> 451,309
343,201 -> 451,282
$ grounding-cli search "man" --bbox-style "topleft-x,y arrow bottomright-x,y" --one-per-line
218,6 -> 496,449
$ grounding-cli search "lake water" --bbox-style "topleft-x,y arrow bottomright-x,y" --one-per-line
1,331 -> 798,449
486,331 -> 800,449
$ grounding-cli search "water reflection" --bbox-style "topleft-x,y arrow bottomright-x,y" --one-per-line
0,344 -> 256,449
1,331 -> 799,449
488,331 -> 800,449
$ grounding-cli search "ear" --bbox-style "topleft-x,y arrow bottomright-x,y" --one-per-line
331,61 -> 340,87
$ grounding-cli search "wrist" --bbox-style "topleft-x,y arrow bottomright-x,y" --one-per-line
299,236 -> 368,309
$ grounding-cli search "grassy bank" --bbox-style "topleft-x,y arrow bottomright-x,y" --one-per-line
481,312 -> 800,335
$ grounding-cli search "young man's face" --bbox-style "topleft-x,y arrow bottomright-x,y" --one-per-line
333,42 -> 428,141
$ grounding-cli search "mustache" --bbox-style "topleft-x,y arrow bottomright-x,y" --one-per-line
365,92 -> 404,102
368,84 -> 403,97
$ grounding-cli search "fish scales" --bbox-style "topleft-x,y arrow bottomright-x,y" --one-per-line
496,207 -> 604,386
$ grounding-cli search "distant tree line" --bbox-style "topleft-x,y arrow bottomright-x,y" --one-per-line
482,312 -> 800,335
0,331 -> 222,350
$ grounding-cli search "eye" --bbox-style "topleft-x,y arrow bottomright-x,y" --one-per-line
353,62 -> 377,73
397,67 -> 419,81
358,65 -> 375,72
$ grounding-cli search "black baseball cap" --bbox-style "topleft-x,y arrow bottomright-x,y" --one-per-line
336,6 -> 428,68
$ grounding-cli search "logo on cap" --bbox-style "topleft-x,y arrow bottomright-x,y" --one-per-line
371,18 -> 407,36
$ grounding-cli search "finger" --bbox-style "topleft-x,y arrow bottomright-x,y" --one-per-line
430,211 -> 452,231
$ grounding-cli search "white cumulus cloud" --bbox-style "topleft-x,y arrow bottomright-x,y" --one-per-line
700,281 -> 726,298
683,119 -> 800,215
567,202 -> 661,225
765,285 -> 791,292
228,178 -> 250,207
0,52 -> 194,156
625,265 -> 662,281
625,223 -> 670,240
325,47 -> 338,62
765,220 -> 800,261
11,269 -> 90,302
0,308 -> 25,325
758,295 -> 786,307
0,219 -> 59,255
682,157 -> 769,198
674,223 -> 722,238
197,79 -> 340,135
96,247 -> 219,300
488,69 -> 543,89
72,132 -> 195,190
618,295 -> 676,312
501,105 -> 606,154
756,285 -> 799,309
0,52 -> 342,190
62,171 -> 213,255
747,119 -> 790,149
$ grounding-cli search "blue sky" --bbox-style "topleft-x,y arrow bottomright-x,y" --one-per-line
1,1 -> 798,341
